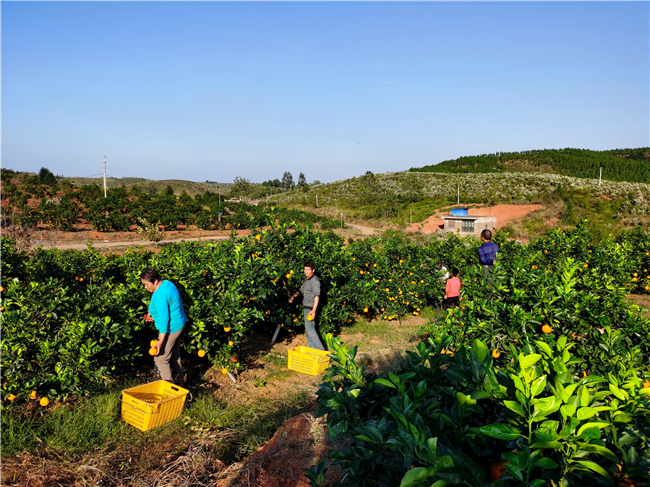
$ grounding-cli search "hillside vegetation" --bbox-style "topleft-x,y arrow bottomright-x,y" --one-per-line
410,147 -> 650,183
276,170 -> 650,236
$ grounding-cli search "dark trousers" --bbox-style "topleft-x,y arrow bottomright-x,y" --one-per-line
442,296 -> 460,309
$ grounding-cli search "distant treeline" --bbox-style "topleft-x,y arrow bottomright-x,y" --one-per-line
410,148 -> 650,183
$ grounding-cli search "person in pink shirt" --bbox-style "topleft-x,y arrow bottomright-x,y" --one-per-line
443,268 -> 462,309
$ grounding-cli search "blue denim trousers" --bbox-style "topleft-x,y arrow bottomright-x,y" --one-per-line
303,308 -> 325,350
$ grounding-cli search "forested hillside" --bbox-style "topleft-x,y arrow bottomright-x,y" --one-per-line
411,147 -> 650,183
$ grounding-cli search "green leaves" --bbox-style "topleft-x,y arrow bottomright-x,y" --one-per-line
519,353 -> 542,369
479,424 -> 522,440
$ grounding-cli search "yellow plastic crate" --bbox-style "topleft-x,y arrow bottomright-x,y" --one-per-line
288,346 -> 331,375
121,380 -> 189,431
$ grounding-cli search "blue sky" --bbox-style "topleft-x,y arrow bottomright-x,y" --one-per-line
2,2 -> 648,184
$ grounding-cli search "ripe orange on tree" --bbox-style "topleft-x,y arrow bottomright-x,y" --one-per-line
492,350 -> 501,358
198,350 -> 206,358
542,325 -> 553,334
29,390 -> 38,400
489,462 -> 506,480
221,368 -> 228,375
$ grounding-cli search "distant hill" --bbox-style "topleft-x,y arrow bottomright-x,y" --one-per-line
60,176 -> 231,196
410,148 -> 650,183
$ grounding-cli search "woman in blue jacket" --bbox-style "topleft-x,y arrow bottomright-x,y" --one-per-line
141,268 -> 188,385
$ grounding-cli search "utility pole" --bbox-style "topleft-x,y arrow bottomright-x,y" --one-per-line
457,185 -> 460,205
599,167 -> 602,186
102,155 -> 107,198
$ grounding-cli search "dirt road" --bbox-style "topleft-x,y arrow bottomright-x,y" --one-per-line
34,234 -> 231,251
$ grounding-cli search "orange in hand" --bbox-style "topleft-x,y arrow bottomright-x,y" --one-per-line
149,347 -> 157,356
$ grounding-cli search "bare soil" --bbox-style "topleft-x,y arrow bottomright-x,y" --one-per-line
408,204 -> 546,233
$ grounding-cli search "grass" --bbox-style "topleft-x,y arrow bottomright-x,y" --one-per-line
341,314 -> 424,351
1,378 -> 312,462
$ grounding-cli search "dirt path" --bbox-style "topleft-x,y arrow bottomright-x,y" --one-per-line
27,224 -> 382,251
408,204 -> 545,233
344,222 -> 381,236
37,234 -> 231,251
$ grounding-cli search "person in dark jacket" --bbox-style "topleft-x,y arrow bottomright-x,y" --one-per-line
478,229 -> 499,277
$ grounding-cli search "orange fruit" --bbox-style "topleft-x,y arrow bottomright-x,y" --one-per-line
363,307 -> 368,313
39,397 -> 50,407
583,264 -> 588,268
307,314 -> 313,321
7,394 -> 16,402
492,350 -> 501,358
198,350 -> 206,358
224,327 -> 231,332
643,380 -> 650,389
228,341 -> 234,347
148,347 -> 157,356
0,286 -> 5,292
542,325 -> 553,334
221,368 -> 228,375
490,462 -> 506,480
150,339 -> 158,348
29,390 -> 38,400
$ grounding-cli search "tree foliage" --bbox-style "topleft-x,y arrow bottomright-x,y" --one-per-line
411,147 -> 650,183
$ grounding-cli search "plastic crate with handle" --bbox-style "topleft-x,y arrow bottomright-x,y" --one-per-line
288,346 -> 330,375
121,380 -> 189,431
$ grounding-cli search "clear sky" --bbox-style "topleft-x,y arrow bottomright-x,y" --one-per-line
2,2 -> 648,184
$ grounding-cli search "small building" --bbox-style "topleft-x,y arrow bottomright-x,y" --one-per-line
443,215 -> 497,237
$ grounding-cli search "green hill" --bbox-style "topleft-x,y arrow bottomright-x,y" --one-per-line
410,148 -> 650,183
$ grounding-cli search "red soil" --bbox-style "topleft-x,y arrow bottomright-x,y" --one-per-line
408,204 -> 545,233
